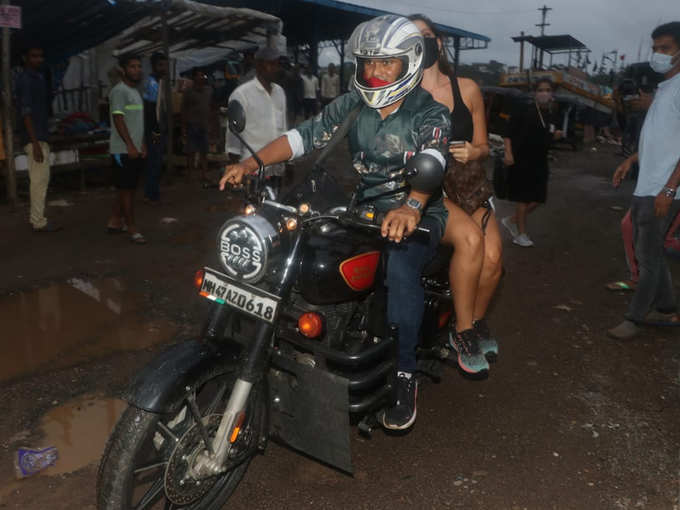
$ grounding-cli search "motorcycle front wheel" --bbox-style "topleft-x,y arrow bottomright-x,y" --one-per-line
97,368 -> 266,510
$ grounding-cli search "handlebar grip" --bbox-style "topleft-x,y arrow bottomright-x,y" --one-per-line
347,211 -> 431,242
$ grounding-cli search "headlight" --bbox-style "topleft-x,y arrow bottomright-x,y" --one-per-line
217,215 -> 280,283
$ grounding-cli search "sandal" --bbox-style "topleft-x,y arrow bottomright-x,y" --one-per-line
605,280 -> 636,292
107,225 -> 128,234
641,310 -> 680,327
130,232 -> 147,244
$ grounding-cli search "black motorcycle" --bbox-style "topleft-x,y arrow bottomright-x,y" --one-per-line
97,101 -> 462,510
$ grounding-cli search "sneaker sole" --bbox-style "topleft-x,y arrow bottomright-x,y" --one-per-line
382,387 -> 417,431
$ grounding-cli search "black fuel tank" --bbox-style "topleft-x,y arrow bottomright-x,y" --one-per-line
298,220 -> 383,305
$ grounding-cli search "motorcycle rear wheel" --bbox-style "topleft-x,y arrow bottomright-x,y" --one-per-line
97,369 -> 265,510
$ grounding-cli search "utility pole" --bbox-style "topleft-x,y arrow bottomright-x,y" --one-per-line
535,5 -> 552,69
536,5 -> 552,36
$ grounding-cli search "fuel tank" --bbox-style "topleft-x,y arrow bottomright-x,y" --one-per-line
298,220 -> 383,305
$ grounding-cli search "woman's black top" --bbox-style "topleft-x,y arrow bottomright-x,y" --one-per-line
449,75 -> 474,143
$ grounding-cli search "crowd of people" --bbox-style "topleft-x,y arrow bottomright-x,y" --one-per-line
13,11 -> 680,430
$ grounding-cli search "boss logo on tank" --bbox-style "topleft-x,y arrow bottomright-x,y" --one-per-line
219,223 -> 264,280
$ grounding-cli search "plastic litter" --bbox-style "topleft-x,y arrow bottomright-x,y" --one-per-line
14,446 -> 58,478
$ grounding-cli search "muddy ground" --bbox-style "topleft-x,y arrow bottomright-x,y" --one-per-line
0,141 -> 678,510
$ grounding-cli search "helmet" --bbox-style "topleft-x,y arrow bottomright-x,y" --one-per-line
350,15 -> 424,109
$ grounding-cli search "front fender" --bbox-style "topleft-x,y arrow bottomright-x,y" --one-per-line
123,339 -> 240,413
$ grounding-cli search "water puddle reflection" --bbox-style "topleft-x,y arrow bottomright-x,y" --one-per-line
39,395 -> 127,475
0,278 -> 178,382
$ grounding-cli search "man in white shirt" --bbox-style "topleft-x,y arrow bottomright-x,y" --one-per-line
300,65 -> 319,118
227,47 -> 287,183
609,21 -> 680,338
320,63 -> 340,106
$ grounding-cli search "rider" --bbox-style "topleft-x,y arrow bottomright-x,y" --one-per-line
220,15 -> 451,431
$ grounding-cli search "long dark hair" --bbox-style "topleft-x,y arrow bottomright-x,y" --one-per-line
407,14 -> 453,76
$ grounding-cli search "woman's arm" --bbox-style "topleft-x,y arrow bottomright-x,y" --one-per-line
450,78 -> 490,163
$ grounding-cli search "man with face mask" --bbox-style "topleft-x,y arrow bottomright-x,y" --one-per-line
220,15 -> 451,431
609,22 -> 680,338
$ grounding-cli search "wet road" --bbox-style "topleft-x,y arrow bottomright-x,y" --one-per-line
0,144 -> 678,509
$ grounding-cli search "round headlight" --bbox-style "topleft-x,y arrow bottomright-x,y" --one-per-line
217,215 -> 279,283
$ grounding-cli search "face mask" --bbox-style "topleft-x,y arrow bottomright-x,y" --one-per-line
422,37 -> 439,69
649,51 -> 679,74
365,76 -> 390,88
536,91 -> 552,104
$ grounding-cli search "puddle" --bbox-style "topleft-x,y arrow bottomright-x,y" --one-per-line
38,395 -> 127,475
0,278 -> 178,382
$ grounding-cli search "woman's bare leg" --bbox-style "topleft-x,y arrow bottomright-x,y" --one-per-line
470,209 -> 503,320
442,199 -> 484,332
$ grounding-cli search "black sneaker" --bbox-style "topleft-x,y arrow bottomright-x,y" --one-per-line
473,318 -> 499,362
382,372 -> 418,430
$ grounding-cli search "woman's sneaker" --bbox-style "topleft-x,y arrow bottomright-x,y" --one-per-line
473,318 -> 499,363
501,216 -> 519,238
448,329 -> 489,374
512,233 -> 534,247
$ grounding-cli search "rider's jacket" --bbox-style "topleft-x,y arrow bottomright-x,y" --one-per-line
288,88 -> 451,231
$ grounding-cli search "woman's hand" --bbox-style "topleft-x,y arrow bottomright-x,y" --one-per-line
503,151 -> 514,167
450,141 -> 481,164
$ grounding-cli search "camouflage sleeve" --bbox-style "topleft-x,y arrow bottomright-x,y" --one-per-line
414,100 -> 451,161
294,91 -> 362,154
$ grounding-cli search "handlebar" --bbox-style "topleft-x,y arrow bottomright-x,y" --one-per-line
336,211 -> 431,243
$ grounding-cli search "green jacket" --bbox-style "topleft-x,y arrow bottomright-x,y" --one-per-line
293,87 -> 451,231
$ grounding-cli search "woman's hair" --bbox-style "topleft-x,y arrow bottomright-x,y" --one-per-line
407,13 -> 453,76
534,77 -> 554,91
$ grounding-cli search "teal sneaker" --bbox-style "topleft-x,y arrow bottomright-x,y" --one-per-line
473,318 -> 499,363
448,329 -> 489,374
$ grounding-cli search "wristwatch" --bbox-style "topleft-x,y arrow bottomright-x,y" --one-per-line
405,197 -> 423,212
662,186 -> 677,198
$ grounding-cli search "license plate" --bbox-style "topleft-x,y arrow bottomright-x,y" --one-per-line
199,269 -> 279,323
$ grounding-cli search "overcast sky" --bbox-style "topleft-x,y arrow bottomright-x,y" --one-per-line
319,0 -> 678,70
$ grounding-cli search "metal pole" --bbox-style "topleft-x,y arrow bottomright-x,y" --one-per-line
519,31 -> 525,72
2,0 -> 16,208
339,39 -> 345,93
162,4 -> 174,175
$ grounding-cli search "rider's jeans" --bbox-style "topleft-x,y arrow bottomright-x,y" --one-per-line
386,215 -> 443,372
625,195 -> 680,322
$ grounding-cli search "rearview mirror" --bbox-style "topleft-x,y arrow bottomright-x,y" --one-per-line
227,100 -> 246,134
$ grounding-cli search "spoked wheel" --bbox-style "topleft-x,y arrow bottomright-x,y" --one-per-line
97,369 -> 265,510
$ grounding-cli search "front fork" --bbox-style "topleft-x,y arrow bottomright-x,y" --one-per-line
193,230 -> 304,477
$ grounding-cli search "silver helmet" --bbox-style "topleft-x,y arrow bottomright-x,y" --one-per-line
350,15 -> 424,109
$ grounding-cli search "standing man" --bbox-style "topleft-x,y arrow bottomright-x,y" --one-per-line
608,21 -> 680,338
142,52 -> 168,205
300,65 -> 319,118
107,54 -> 147,244
17,44 -> 61,232
320,63 -> 340,107
226,47 -> 287,192
181,68 -> 213,184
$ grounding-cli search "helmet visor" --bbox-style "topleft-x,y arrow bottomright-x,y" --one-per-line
355,56 -> 409,89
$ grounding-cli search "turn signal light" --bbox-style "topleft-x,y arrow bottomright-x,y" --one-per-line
298,312 -> 323,339
244,204 -> 256,216
285,218 -> 298,231
194,269 -> 205,289
298,203 -> 310,215
229,411 -> 246,444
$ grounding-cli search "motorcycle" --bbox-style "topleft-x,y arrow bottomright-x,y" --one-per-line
97,101 -> 463,509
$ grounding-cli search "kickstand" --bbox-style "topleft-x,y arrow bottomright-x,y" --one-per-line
358,412 -> 380,438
